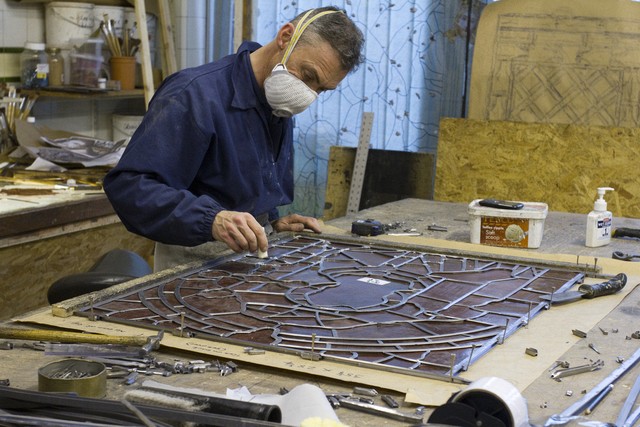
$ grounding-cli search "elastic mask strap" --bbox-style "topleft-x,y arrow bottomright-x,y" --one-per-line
281,9 -> 339,65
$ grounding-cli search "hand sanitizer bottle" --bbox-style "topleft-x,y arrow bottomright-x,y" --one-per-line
585,187 -> 614,247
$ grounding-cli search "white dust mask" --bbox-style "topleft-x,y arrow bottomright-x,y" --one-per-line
264,63 -> 317,118
263,9 -> 339,118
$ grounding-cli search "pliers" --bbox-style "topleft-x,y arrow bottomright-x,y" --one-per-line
612,251 -> 640,261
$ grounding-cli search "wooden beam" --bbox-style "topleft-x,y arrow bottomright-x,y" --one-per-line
242,0 -> 253,42
233,0 -> 243,52
134,0 -> 154,108
157,0 -> 177,76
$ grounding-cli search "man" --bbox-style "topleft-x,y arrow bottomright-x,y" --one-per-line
103,6 -> 364,271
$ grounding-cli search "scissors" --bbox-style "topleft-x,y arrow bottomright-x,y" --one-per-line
612,250 -> 640,261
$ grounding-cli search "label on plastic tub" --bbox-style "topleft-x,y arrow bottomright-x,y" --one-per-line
468,199 -> 547,248
480,216 -> 529,247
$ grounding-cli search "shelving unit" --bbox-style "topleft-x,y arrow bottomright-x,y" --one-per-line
20,88 -> 144,100
14,0 -> 176,108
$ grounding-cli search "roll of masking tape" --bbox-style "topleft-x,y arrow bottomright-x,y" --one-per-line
429,377 -> 529,427
453,377 -> 529,427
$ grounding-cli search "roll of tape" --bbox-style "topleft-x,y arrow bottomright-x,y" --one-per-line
451,377 -> 529,427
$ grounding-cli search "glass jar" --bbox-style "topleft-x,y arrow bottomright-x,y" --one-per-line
20,42 -> 49,88
47,47 -> 64,87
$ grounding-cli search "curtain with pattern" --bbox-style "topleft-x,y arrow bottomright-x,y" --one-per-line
252,0 -> 488,217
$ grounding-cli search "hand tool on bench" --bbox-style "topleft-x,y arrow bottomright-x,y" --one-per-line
613,251 -> 640,261
613,227 -> 640,240
541,273 -> 626,305
0,327 -> 163,353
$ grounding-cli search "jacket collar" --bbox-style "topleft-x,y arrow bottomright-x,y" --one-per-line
231,41 -> 268,110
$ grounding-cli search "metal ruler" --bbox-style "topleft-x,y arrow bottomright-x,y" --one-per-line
347,112 -> 374,215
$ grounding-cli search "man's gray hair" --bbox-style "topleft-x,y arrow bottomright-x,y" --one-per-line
292,6 -> 365,73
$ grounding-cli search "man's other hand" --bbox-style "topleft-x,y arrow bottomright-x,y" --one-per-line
212,211 -> 268,253
272,214 -> 322,233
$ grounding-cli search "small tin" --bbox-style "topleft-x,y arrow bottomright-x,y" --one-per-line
38,359 -> 107,398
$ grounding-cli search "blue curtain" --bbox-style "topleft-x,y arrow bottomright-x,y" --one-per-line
252,0 -> 487,217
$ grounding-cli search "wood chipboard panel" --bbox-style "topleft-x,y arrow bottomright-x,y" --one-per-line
435,118 -> 640,218
323,146 -> 434,220
469,0 -> 640,128
0,223 -> 153,321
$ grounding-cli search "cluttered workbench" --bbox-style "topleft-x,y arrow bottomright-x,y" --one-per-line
0,174 -> 154,321
1,198 -> 640,426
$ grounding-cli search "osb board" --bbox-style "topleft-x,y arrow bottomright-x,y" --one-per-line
0,222 -> 154,321
469,0 -> 640,128
18,232 -> 640,406
323,146 -> 434,220
435,118 -> 640,218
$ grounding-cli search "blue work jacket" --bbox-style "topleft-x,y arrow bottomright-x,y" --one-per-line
103,42 -> 294,246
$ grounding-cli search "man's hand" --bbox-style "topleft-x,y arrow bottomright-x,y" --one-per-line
212,210 -> 268,254
272,214 -> 322,233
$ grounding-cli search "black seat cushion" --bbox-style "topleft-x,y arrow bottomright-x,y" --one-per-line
47,249 -> 152,304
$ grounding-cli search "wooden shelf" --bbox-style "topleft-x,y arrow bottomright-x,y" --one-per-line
20,88 -> 144,100
13,0 -> 130,6
0,193 -> 115,239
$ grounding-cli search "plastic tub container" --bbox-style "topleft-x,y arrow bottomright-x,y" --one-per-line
468,199 -> 548,248
124,8 -> 157,64
69,53 -> 103,87
68,38 -> 105,87
45,2 -> 95,49
112,114 -> 143,143
70,38 -> 104,57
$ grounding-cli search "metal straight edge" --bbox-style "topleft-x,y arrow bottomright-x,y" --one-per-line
615,373 -> 640,427
346,112 -> 374,215
623,404 -> 640,427
337,397 -> 424,423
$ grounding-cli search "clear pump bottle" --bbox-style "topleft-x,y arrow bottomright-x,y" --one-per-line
585,187 -> 614,247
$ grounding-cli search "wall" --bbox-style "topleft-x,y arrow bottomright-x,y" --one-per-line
435,118 -> 640,218
252,0 -> 482,218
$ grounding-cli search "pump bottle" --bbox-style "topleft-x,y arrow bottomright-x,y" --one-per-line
585,187 -> 614,247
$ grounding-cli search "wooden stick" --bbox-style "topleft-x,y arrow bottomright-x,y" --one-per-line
123,20 -> 129,56
0,326 -> 151,346
110,19 -> 122,56
100,22 -> 117,57
19,94 -> 38,121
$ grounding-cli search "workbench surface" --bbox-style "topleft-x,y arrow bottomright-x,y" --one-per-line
2,199 -> 640,427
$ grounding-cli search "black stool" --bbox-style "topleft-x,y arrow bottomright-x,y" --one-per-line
47,249 -> 152,304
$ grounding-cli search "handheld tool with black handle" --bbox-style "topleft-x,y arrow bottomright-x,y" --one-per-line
542,273 -> 627,304
613,228 -> 640,240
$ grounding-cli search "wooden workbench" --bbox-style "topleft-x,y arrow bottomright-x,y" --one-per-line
0,190 -> 154,321
328,199 -> 640,425
3,199 -> 640,426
